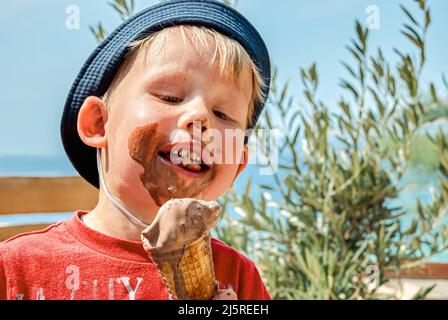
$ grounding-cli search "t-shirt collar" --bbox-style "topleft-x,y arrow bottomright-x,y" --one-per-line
64,210 -> 151,263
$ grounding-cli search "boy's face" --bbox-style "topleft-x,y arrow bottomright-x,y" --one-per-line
79,28 -> 252,217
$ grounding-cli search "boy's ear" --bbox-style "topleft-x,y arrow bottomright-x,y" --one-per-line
230,145 -> 249,186
77,96 -> 108,148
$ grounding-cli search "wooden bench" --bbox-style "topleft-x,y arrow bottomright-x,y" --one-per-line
0,176 -> 98,242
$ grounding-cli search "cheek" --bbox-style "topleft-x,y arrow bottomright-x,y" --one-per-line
104,103 -> 167,187
106,132 -> 146,196
203,126 -> 246,165
107,99 -> 170,154
201,164 -> 239,200
219,131 -> 246,165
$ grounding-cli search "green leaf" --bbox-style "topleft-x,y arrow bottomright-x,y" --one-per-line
275,163 -> 292,170
341,62 -> 357,78
336,135 -> 351,148
416,200 -> 426,220
368,87 -> 385,117
108,0 -> 135,20
403,219 -> 418,236
355,21 -> 366,48
425,105 -> 448,122
351,39 -> 364,56
244,176 -> 252,196
309,63 -> 318,86
401,31 -> 423,49
345,45 -> 362,64
279,80 -> 291,106
411,284 -> 436,300
338,101 -> 351,119
371,57 -> 384,77
109,2 -> 126,18
288,110 -> 301,131
403,24 -> 422,44
418,0 -> 426,10
429,83 -> 438,102
259,184 -> 275,191
387,75 -> 396,96
339,80 -> 359,99
292,124 -> 302,146
425,9 -> 431,29
304,90 -> 314,105
89,23 -> 107,43
442,73 -> 448,91
400,4 -> 420,27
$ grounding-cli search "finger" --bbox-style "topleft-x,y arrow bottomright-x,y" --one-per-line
212,289 -> 238,300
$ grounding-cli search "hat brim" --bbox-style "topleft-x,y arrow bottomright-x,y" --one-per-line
61,0 -> 270,188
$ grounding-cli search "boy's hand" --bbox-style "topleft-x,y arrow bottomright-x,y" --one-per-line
212,289 -> 238,300
167,289 -> 237,300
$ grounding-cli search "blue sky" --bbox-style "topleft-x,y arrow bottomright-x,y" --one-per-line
0,0 -> 447,160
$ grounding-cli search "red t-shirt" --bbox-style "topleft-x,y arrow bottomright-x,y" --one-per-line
0,211 -> 270,300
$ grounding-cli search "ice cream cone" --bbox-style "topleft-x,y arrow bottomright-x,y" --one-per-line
150,234 -> 217,300
141,198 -> 221,300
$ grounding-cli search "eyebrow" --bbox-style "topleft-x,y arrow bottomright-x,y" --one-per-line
145,70 -> 186,84
143,72 -> 187,93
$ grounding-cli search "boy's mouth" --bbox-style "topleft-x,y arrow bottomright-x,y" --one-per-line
157,141 -> 212,176
129,123 -> 217,205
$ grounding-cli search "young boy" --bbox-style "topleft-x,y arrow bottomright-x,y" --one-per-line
0,0 -> 271,300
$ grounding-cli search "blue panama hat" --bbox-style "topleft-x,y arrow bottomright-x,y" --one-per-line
61,0 -> 271,188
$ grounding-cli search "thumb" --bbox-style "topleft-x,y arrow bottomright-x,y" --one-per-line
212,289 -> 238,300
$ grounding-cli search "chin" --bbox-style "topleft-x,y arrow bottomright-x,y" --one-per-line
198,186 -> 228,201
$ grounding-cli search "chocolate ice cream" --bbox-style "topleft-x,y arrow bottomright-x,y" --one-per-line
141,198 -> 221,300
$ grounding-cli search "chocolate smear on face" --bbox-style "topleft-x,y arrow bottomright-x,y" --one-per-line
128,123 -> 216,206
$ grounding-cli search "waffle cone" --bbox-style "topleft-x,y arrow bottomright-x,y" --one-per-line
150,233 -> 218,300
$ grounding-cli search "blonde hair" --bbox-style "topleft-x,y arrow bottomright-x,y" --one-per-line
103,25 -> 265,128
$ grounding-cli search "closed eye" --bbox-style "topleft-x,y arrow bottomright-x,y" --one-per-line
213,110 -> 233,122
158,95 -> 234,122
159,95 -> 182,103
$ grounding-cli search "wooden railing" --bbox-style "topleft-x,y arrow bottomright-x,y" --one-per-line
381,263 -> 448,299
385,263 -> 448,280
0,176 -> 98,241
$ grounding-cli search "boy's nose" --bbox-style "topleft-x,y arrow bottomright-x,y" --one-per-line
177,104 -> 211,134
